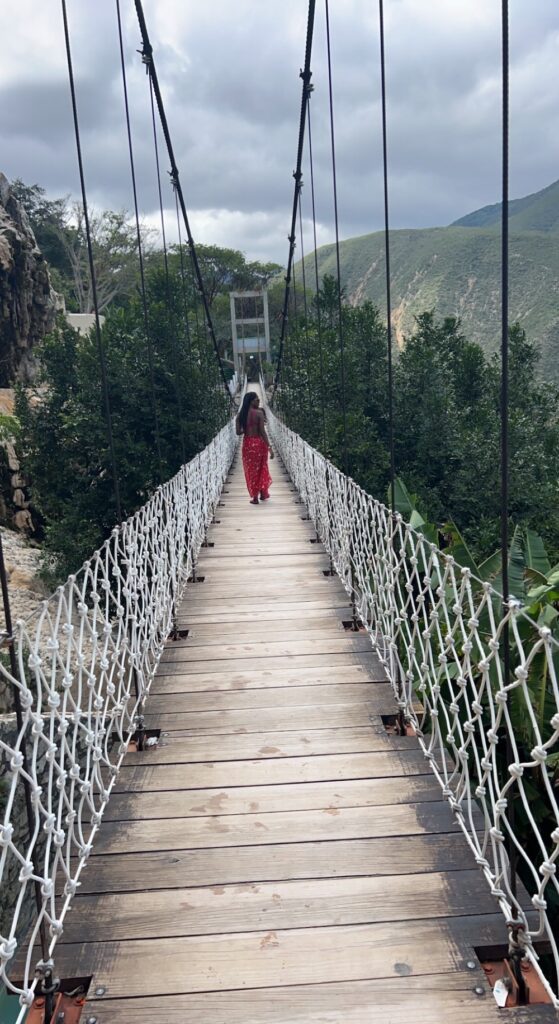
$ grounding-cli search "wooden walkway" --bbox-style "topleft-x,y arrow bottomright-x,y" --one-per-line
55,447 -> 553,1022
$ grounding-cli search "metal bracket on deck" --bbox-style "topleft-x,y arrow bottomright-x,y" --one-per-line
26,977 -> 91,1024
479,956 -> 552,1007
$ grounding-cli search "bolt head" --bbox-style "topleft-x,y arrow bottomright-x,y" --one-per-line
87,1018 -> 98,1024
474,986 -> 485,996
94,986 -> 106,997
466,960 -> 477,970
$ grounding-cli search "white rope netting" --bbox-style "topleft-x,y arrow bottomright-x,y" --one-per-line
265,394 -> 559,1006
0,419 -> 238,1013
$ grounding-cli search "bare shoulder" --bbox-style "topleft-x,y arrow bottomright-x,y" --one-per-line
254,408 -> 265,421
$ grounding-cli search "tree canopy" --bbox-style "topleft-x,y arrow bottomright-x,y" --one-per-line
276,277 -> 559,562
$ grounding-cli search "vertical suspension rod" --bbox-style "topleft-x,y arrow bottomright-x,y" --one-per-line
272,0 -> 316,398
324,0 -> 358,627
133,0 -> 233,407
148,75 -> 187,464
307,100 -> 328,455
378,0 -> 396,513
61,0 -> 122,521
500,1 -> 521,942
115,0 -> 163,480
324,0 -> 348,476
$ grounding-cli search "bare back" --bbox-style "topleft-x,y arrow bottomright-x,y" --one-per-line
245,408 -> 265,438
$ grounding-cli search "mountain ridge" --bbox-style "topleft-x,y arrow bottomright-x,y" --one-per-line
451,178 -> 559,232
301,179 -> 559,378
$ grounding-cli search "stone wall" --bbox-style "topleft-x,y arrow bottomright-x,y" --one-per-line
0,390 -> 35,534
0,528 -> 44,714
0,173 -> 56,386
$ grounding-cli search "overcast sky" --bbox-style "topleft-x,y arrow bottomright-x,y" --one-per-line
1,1 -> 558,264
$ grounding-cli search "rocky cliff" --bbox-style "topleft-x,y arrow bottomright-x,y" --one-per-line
0,172 -> 56,385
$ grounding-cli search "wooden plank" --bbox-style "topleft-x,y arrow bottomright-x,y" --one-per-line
123,728 -> 415,765
143,703 -> 377,733
195,557 -> 325,565
61,870 -> 494,944
180,582 -> 348,599
184,623 -> 347,644
114,749 -> 431,792
151,664 -> 375,694
180,617 -> 344,639
179,590 -> 350,607
145,682 -> 384,715
155,653 -> 382,678
198,567 -> 331,582
104,775 -> 441,822
93,800 -> 463,855
178,600 -> 352,619
201,548 -> 321,556
83,974 -> 555,1024
160,637 -> 372,663
75,832 -> 479,894
50,914 -> 510,997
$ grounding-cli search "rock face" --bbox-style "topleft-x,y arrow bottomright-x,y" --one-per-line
0,172 -> 56,385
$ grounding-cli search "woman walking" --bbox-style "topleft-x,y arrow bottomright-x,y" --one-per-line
236,391 -> 273,504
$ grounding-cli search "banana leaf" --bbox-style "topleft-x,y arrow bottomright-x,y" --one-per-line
525,567 -> 549,588
527,580 -> 559,604
524,528 -> 551,576
478,547 -> 502,582
392,477 -> 438,544
391,477 -> 416,518
442,518 -> 479,574
485,525 -> 525,601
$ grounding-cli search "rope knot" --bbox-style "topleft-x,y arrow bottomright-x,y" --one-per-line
0,937 -> 17,960
0,823 -> 14,845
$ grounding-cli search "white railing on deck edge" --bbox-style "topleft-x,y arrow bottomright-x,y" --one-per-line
264,387 -> 559,1006
0,417 -> 238,1015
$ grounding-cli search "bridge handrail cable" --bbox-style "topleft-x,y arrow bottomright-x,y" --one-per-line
0,412 -> 241,1016
263,386 -> 559,1006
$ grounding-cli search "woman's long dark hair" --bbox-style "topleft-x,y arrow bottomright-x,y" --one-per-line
237,391 -> 258,434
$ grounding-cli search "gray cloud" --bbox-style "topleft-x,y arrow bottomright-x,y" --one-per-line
0,0 -> 557,263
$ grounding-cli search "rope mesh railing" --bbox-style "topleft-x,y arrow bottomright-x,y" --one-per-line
0,418 -> 238,1015
264,391 -> 559,1006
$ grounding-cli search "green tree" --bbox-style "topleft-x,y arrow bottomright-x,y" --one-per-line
16,260 -> 230,578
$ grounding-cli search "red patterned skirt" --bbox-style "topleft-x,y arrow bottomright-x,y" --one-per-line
242,436 -> 272,499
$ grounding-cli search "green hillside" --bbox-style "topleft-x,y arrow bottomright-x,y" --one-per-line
302,181 -> 559,379
452,178 -> 559,232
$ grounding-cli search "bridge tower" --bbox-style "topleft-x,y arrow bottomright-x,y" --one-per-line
229,289 -> 271,378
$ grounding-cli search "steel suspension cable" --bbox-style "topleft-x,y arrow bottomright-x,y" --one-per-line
298,190 -> 316,420
148,73 -> 187,463
378,0 -> 396,512
307,99 -> 327,452
324,0 -> 348,474
133,0 -> 233,407
174,186 -> 194,374
272,0 -> 316,398
298,191 -> 309,327
61,0 -> 122,521
115,0 -> 163,479
149,75 -> 170,282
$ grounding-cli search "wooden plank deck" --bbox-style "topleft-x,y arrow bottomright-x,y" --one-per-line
54,446 -> 553,1022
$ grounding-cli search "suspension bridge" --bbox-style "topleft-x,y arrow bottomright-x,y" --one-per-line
1,1 -> 559,1022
